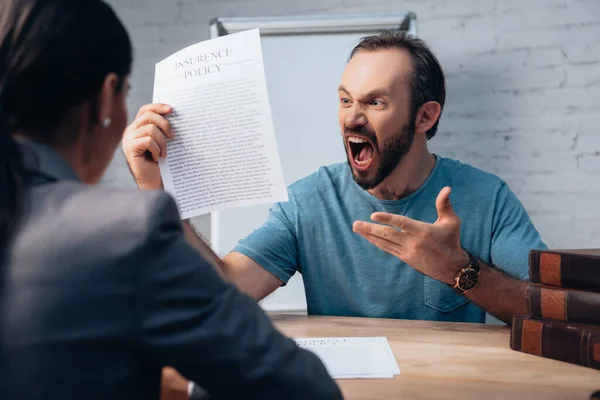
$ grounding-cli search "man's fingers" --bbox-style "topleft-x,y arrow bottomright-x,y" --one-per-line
435,186 -> 458,221
132,125 -> 168,156
130,111 -> 174,139
369,212 -> 426,233
136,103 -> 172,119
150,126 -> 168,158
145,137 -> 161,162
134,136 -> 161,162
356,232 -> 403,260
353,221 -> 405,244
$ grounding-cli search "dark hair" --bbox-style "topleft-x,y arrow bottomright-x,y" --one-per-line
349,30 -> 446,140
0,0 -> 132,246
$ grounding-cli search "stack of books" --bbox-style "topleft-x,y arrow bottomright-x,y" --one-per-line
510,249 -> 600,370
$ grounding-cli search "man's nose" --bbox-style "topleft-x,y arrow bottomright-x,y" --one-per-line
344,106 -> 367,130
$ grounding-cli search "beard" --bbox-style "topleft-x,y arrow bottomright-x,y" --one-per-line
344,119 -> 415,190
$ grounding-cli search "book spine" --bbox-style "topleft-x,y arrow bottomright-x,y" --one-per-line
529,250 -> 562,286
529,250 -> 600,291
510,315 -> 524,352
527,286 -> 600,325
510,316 -> 600,370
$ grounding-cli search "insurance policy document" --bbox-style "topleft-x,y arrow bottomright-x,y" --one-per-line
152,29 -> 287,219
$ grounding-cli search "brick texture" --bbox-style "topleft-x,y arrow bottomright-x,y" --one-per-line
103,0 -> 600,248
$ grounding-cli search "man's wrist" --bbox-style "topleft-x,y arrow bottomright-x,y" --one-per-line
443,249 -> 470,285
135,176 -> 164,191
137,183 -> 164,191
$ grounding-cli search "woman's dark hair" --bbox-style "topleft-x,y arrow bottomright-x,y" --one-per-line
0,0 -> 132,246
349,30 -> 446,141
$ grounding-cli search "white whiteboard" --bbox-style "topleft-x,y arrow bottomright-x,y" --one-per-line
209,13 -> 417,312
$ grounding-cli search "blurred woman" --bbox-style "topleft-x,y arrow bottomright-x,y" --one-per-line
0,1 -> 342,399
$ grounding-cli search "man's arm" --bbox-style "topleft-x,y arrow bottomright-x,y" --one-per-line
462,181 -> 546,324
461,261 -> 527,324
181,220 -> 282,301
222,252 -> 283,301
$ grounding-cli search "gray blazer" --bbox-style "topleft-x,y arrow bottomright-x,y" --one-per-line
1,140 -> 342,400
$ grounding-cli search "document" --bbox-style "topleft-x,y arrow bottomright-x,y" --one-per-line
295,337 -> 401,379
152,29 -> 287,219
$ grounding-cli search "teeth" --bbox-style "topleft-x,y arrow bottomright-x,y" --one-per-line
348,137 -> 367,144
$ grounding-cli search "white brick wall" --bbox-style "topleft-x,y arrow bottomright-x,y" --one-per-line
103,0 -> 600,248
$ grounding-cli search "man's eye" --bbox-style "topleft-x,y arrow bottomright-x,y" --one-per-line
371,100 -> 382,106
340,98 -> 351,106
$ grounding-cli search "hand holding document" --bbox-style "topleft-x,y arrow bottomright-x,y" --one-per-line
295,337 -> 401,379
152,29 -> 287,219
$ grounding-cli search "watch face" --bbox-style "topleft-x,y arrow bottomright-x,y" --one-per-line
458,268 -> 479,291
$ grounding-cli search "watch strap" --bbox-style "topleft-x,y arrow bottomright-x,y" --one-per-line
466,250 -> 480,272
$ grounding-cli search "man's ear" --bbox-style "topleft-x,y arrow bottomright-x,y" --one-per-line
414,101 -> 441,136
94,73 -> 119,127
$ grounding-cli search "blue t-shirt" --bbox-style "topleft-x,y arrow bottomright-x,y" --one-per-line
234,156 -> 547,323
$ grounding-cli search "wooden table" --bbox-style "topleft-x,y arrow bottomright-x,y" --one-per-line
270,314 -> 600,400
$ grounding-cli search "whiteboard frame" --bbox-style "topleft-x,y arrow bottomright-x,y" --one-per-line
208,12 -> 417,253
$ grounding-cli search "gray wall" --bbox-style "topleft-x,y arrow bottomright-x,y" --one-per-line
103,0 -> 600,249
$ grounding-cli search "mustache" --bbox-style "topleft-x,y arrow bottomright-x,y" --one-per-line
344,125 -> 378,146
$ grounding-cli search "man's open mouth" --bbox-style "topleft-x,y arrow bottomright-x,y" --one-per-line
347,136 -> 375,171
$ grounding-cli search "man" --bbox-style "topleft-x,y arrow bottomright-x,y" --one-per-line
124,30 -> 546,328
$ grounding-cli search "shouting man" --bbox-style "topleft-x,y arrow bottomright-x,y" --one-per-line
123,30 -> 547,326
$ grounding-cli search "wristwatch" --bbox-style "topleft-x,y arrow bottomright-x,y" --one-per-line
453,250 -> 480,293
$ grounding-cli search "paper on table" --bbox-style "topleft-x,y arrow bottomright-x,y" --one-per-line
152,29 -> 287,219
378,337 -> 400,375
295,337 -> 400,379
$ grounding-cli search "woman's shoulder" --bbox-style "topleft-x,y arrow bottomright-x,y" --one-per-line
24,182 -> 182,250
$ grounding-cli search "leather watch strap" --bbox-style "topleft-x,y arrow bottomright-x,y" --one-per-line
467,250 -> 480,272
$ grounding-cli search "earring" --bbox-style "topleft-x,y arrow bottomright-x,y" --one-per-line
102,117 -> 112,128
